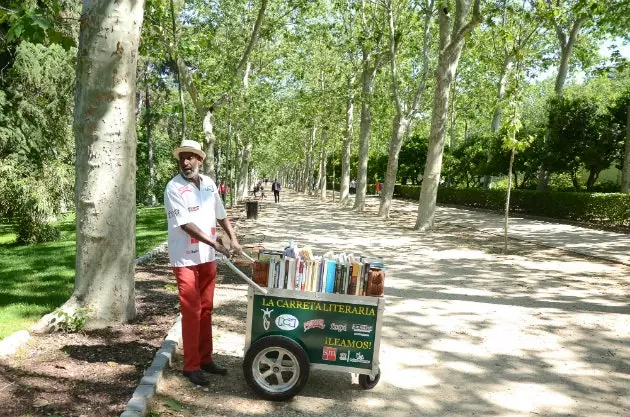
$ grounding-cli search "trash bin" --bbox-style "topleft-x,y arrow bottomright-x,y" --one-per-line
246,201 -> 258,219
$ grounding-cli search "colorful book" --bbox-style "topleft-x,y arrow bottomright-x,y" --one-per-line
325,260 -> 337,293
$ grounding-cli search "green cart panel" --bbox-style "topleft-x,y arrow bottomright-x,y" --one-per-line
250,294 -> 378,370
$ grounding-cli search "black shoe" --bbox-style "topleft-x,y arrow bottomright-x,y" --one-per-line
200,361 -> 228,376
183,370 -> 210,386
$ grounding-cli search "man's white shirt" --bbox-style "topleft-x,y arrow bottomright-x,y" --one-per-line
164,173 -> 227,267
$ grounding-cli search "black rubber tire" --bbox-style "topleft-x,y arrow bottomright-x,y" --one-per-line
359,371 -> 380,389
243,335 -> 310,401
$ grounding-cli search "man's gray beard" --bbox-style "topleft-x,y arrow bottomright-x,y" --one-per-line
181,166 -> 199,179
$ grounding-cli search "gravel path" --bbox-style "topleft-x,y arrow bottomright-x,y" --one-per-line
149,190 -> 630,417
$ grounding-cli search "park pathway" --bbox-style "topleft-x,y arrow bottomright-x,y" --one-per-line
150,188 -> 630,417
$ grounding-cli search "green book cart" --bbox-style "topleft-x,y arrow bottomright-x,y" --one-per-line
224,255 -> 385,401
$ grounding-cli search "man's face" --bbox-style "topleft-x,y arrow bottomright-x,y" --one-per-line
179,152 -> 202,179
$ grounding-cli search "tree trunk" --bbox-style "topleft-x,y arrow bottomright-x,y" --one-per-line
38,0 -> 144,330
353,52 -> 378,211
202,110 -> 217,180
571,172 -> 580,191
504,146 -> 515,253
307,126 -> 317,195
170,0 -> 186,141
491,58 -> 513,132
145,84 -> 156,206
415,0 -> 480,231
340,74 -> 355,204
379,115 -> 410,217
586,170 -> 598,191
236,135 -> 252,199
621,103 -> 630,193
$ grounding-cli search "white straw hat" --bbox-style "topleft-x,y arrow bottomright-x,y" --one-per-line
172,140 -> 206,160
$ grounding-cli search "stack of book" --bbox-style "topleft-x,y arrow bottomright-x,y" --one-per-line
258,245 -> 385,297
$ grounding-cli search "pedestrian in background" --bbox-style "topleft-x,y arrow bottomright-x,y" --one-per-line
271,179 -> 281,203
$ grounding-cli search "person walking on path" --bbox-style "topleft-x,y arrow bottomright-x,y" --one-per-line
164,140 -> 242,387
218,180 -> 227,205
271,179 -> 281,203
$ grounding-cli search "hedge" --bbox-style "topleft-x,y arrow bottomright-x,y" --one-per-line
394,185 -> 630,227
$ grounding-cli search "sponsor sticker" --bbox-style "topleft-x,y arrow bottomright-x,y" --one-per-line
275,314 -> 299,331
330,322 -> 347,333
177,185 -> 192,196
260,308 -> 273,331
188,206 -> 200,212
304,319 -> 325,331
339,351 -> 371,364
352,324 -> 373,337
322,346 -> 337,361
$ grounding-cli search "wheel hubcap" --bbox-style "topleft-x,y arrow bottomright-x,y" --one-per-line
252,346 -> 300,393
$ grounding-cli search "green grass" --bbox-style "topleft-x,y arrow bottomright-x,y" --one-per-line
0,206 -> 168,339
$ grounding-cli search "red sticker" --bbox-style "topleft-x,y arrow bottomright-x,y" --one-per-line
322,346 -> 337,361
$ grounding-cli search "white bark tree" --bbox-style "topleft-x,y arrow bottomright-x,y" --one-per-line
353,0 -> 385,212
415,0 -> 481,231
378,0 -> 434,218
340,73 -> 355,204
35,0 -> 145,331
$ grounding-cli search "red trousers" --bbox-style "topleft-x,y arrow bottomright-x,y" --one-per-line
172,262 -> 217,372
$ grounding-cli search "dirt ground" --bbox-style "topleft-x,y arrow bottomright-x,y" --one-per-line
1,190 -> 628,417
149,191 -> 630,417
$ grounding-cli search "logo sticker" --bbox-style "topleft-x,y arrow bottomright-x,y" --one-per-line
304,319 -> 325,331
330,323 -> 347,333
188,206 -> 199,212
167,209 -> 180,218
261,308 -> 273,331
322,346 -> 337,361
177,185 -> 192,196
352,324 -> 373,337
339,351 -> 370,364
275,314 -> 299,331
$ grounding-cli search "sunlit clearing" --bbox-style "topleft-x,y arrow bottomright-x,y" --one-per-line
483,382 -> 574,413
430,338 -> 490,358
423,249 -> 494,261
445,361 -> 486,374
511,260 -> 619,273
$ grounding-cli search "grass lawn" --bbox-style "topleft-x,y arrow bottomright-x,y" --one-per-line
0,206 -> 168,340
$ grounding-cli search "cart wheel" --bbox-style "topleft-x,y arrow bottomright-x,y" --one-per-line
243,335 -> 310,401
359,371 -> 380,389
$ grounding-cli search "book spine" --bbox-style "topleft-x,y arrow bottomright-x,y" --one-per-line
348,263 -> 358,295
362,262 -> 370,296
267,258 -> 275,288
325,261 -> 336,293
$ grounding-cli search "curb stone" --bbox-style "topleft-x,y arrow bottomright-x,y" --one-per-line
120,315 -> 181,417
0,242 -> 169,359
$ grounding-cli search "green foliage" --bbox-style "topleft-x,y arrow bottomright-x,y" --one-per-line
445,134 -> 491,188
0,207 -> 168,339
54,307 -> 87,333
0,156 -> 73,244
393,185 -> 630,227
545,96 -> 619,190
398,135 -> 428,185
0,1 -> 78,48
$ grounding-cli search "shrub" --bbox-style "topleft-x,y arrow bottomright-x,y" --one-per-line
393,185 -> 630,227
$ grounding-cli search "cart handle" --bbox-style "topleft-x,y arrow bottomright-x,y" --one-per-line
218,254 -> 268,295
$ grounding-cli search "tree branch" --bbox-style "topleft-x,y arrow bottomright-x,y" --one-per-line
442,0 -> 482,60
235,0 -> 268,79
